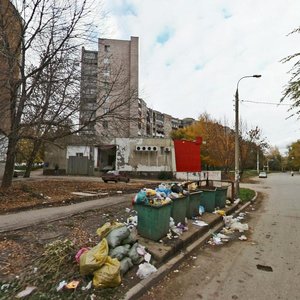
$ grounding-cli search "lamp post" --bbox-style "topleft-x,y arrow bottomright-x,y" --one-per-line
234,74 -> 261,198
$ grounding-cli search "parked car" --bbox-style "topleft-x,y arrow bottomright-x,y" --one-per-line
101,170 -> 130,183
259,171 -> 267,178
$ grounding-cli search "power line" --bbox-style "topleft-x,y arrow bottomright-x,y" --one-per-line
240,99 -> 290,106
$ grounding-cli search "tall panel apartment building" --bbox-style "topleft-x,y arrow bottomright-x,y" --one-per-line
80,36 -> 140,139
80,36 -> 195,141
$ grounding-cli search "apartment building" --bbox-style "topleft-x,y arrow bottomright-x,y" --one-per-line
80,36 -> 195,141
80,36 -> 139,139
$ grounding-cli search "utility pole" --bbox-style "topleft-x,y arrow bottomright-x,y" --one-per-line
234,75 -> 261,199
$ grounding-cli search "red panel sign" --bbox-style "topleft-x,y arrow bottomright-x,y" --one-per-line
173,137 -> 202,172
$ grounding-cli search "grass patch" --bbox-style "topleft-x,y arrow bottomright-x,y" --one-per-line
239,188 -> 255,203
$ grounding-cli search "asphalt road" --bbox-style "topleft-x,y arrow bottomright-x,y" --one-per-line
141,173 -> 300,300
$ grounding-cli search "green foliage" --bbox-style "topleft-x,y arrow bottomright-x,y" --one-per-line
281,26 -> 300,116
239,188 -> 255,203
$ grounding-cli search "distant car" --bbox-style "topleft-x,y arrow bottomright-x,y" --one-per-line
259,171 -> 267,178
101,170 -> 130,183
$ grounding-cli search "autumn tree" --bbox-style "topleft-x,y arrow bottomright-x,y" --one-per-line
267,146 -> 283,171
287,140 -> 300,171
171,113 -> 235,172
240,126 -> 268,173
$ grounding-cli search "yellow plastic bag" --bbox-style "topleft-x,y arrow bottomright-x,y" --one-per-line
96,221 -> 124,239
188,182 -> 198,191
146,189 -> 156,196
93,257 -> 121,289
80,238 -> 109,276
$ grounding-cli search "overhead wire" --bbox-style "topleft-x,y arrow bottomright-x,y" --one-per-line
240,99 -> 290,106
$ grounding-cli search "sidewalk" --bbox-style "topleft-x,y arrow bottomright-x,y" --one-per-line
0,193 -> 134,233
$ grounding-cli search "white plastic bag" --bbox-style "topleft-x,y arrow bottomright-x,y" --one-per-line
136,262 -> 157,279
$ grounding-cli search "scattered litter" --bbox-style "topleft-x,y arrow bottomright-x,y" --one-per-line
125,208 -> 131,213
208,235 -> 223,245
239,235 -> 247,241
1,284 -> 10,291
214,210 -> 226,216
216,233 -> 230,241
192,220 -> 208,227
56,280 -> 67,291
144,253 -> 151,263
81,281 -> 92,291
16,286 -> 37,298
117,191 -> 123,194
33,267 -> 38,273
256,264 -> 273,272
90,293 -> 97,300
136,262 -> 157,279
234,198 -> 240,204
199,205 -> 205,215
75,247 -> 90,263
230,222 -> 249,232
226,200 -> 231,205
66,280 -> 80,289
173,270 -> 179,273
126,216 -> 138,227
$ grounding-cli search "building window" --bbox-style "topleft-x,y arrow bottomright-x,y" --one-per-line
104,45 -> 110,52
103,121 -> 108,129
76,153 -> 83,157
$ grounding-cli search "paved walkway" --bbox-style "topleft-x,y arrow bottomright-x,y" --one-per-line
0,194 -> 134,233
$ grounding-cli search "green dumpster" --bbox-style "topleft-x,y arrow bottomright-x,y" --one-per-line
134,203 -> 171,241
215,186 -> 228,208
171,196 -> 188,224
186,191 -> 202,219
198,188 -> 216,213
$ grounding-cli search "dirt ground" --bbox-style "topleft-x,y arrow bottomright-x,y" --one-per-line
0,178 -> 160,299
0,179 -> 157,214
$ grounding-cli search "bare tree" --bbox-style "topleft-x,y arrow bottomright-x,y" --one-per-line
0,1 -> 139,186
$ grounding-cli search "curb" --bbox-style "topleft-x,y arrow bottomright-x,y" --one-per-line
124,192 -> 258,300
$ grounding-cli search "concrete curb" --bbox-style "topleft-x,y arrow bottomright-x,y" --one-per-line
124,192 -> 258,300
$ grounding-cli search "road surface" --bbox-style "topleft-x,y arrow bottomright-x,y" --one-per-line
141,173 -> 300,300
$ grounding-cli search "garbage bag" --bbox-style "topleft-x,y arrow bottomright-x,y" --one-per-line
80,239 -> 109,276
120,257 -> 133,276
146,189 -> 156,196
230,222 -> 249,232
109,244 -> 131,261
171,183 -> 183,194
106,226 -> 130,248
133,190 -> 147,204
136,262 -> 157,279
96,221 -> 124,239
188,182 -> 198,191
122,227 -> 138,245
128,243 -> 144,265
93,257 -> 121,289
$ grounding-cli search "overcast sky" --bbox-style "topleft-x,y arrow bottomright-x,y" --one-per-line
98,0 -> 300,154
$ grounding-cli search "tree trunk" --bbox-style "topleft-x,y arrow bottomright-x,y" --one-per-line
24,140 -> 42,178
1,136 -> 17,188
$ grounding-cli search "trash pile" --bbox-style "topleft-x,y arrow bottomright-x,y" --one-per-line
132,183 -> 188,206
74,221 -> 156,290
207,212 -> 249,245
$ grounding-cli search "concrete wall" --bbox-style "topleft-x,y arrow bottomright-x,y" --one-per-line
115,137 -> 175,172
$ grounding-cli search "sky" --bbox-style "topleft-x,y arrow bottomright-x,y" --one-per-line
97,0 -> 300,154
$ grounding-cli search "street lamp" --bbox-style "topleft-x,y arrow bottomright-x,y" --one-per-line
235,74 -> 261,199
